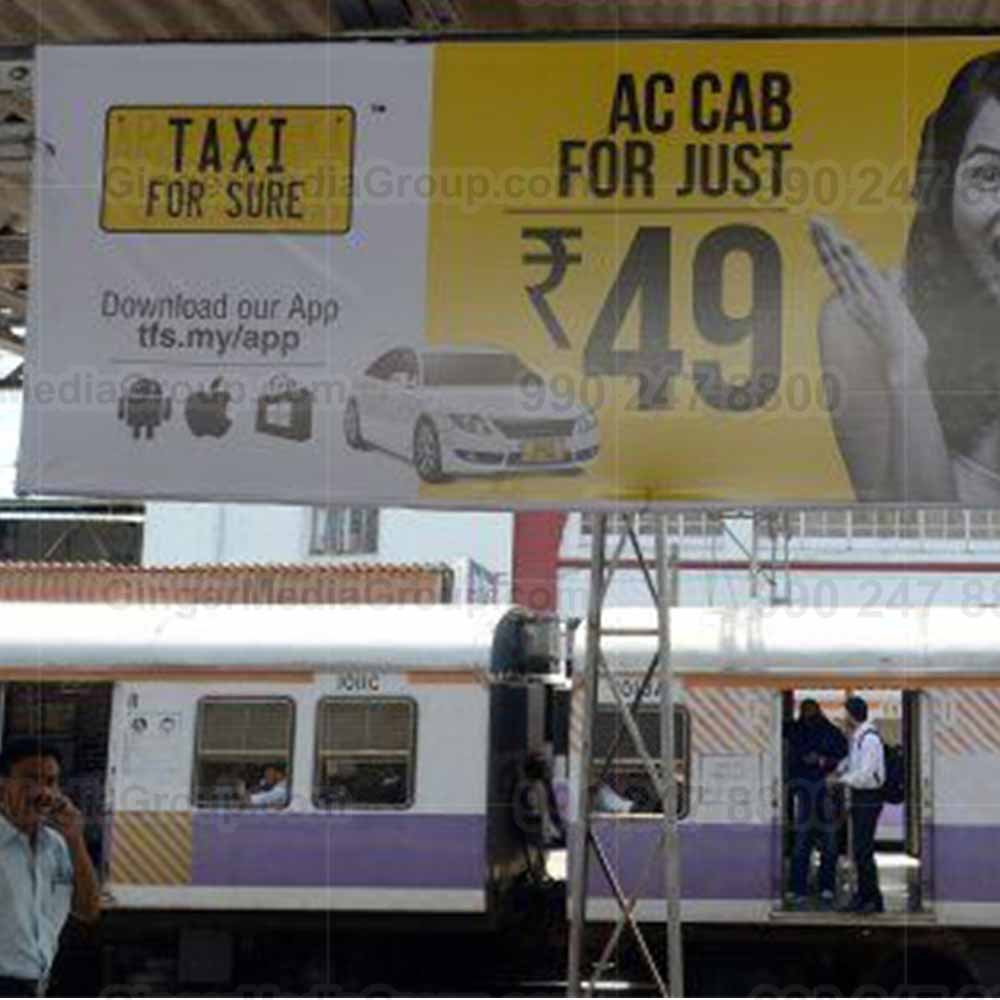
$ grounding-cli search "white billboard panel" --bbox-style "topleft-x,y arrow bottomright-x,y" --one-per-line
19,44 -> 433,504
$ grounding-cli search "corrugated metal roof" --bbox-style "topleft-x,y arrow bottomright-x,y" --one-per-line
454,0 -> 1000,32
1,1 -> 999,43
0,560 -> 455,603
0,0 -> 340,44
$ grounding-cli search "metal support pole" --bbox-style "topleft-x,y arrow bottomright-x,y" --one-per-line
781,511 -> 792,606
670,543 -> 680,608
656,519 -> 684,997
567,513 -> 607,998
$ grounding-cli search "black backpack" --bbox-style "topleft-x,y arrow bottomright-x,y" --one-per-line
865,731 -> 905,804
862,730 -> 905,804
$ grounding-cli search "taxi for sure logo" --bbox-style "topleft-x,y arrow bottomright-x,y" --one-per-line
101,106 -> 355,233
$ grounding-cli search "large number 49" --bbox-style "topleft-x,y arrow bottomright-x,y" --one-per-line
583,225 -> 783,411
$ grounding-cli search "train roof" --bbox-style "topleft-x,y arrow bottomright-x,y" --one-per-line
578,606 -> 1000,680
0,602 -> 546,675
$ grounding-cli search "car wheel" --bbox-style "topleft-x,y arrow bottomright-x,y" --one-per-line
344,399 -> 371,451
413,417 -> 448,483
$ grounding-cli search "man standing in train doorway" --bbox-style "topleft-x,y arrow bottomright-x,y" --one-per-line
0,739 -> 101,996
829,696 -> 886,915
785,699 -> 848,909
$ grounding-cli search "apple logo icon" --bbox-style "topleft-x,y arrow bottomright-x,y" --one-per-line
185,376 -> 232,439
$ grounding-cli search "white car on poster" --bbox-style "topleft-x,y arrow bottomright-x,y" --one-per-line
343,346 -> 600,483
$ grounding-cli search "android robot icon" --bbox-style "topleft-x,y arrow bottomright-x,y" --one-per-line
117,377 -> 172,440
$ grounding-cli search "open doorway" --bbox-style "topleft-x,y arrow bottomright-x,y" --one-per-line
780,688 -> 928,915
0,682 -> 113,870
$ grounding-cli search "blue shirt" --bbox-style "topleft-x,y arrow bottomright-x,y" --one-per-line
0,812 -> 74,980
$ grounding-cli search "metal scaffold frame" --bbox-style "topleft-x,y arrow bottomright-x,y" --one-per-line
566,511 -> 684,999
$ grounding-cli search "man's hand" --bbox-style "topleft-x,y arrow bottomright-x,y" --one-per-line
47,795 -> 85,845
50,796 -> 103,925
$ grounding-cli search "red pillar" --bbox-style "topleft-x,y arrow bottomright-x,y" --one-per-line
512,511 -> 567,612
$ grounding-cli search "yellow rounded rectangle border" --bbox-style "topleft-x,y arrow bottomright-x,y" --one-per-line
101,105 -> 355,234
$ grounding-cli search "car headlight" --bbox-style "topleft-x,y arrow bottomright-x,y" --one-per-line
575,410 -> 598,434
449,413 -> 494,435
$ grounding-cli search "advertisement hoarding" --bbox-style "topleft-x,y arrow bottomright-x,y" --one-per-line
19,38 -> 1000,506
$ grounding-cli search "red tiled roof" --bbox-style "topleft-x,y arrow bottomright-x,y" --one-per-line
0,562 -> 454,605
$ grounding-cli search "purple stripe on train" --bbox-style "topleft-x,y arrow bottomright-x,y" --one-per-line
589,821 -> 773,900
588,822 -> 1000,905
192,813 -> 486,888
934,826 -> 1000,902
186,812 -> 995,903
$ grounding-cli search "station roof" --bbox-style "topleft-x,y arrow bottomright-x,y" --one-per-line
1,1 -> 999,42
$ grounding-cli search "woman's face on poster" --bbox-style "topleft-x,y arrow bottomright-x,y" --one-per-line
953,97 -> 1000,304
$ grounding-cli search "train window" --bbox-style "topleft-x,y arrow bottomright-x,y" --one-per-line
313,698 -> 416,810
194,698 -> 294,809
590,705 -> 690,819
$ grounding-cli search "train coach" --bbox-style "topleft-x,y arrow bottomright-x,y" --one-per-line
0,601 -> 561,981
569,605 -> 1000,934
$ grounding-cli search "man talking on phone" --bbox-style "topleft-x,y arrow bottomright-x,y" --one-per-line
0,739 -> 101,997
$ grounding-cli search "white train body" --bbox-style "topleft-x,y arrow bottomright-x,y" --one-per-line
570,606 -> 1000,928
4,600 -> 1000,938
0,603 -> 556,922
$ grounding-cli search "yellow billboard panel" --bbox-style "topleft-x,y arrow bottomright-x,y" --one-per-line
424,38 -> 1000,505
101,105 -> 354,233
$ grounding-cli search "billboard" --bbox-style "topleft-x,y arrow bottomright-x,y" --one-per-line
18,38 -> 1000,506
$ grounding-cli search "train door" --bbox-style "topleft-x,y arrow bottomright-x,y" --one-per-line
0,682 -> 113,869
866,689 -> 930,913
779,688 -> 929,914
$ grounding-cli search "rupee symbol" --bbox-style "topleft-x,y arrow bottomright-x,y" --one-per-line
522,227 -> 582,349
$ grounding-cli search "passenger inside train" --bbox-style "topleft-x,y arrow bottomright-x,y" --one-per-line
784,698 -> 848,910
248,763 -> 289,808
590,704 -> 690,817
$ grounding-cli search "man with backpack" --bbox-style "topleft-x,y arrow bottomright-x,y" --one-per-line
828,696 -> 886,915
